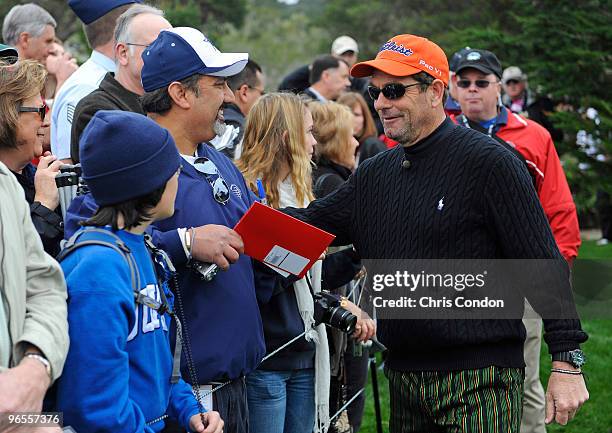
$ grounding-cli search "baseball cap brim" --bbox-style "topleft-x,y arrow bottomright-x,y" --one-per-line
502,75 -> 522,84
203,54 -> 248,77
0,44 -> 18,61
455,64 -> 499,77
351,58 -> 422,78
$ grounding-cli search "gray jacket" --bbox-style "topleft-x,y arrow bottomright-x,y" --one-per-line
0,161 -> 68,381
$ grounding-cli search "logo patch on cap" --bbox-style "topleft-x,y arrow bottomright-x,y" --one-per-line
380,41 -> 414,57
466,52 -> 481,61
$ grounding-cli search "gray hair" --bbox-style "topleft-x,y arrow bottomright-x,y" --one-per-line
2,3 -> 56,46
114,4 -> 164,52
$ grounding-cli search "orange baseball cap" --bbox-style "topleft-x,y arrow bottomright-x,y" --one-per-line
351,34 -> 449,86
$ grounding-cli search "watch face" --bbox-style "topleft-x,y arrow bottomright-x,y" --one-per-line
571,350 -> 586,367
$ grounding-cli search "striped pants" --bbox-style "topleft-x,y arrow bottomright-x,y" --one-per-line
386,366 -> 524,433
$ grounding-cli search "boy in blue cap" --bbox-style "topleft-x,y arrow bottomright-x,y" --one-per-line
55,110 -> 223,433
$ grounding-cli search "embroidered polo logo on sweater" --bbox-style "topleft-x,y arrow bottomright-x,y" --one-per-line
437,197 -> 445,211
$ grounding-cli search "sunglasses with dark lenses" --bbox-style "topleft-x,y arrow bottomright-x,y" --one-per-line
367,82 -> 421,100
193,157 -> 230,205
505,79 -> 520,85
18,103 -> 47,121
456,79 -> 497,89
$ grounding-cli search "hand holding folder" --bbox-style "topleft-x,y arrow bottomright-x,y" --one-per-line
234,202 -> 335,278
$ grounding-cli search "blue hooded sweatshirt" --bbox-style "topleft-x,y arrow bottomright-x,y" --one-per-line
56,229 -> 200,432
64,144 -> 266,384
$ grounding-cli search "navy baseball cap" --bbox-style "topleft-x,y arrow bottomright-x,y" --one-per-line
68,0 -> 142,25
141,27 -> 248,92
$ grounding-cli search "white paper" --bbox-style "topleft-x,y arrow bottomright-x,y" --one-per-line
264,245 -> 309,276
265,262 -> 290,277
197,384 -> 213,412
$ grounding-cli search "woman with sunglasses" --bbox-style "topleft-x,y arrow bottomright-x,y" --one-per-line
238,93 -> 374,433
336,92 -> 387,165
0,59 -> 63,256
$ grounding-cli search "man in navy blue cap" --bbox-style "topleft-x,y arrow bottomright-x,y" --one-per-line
64,27 -> 261,433
51,0 -> 141,162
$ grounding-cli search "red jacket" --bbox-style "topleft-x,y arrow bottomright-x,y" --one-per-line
452,110 -> 580,261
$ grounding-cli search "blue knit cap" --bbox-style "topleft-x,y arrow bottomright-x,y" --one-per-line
79,111 -> 180,206
68,0 -> 141,25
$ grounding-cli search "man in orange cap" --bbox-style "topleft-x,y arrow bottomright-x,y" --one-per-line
284,34 -> 588,432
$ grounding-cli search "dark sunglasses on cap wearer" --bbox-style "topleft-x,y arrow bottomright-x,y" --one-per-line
456,79 -> 498,89
18,103 -> 48,122
505,79 -> 521,85
193,157 -> 230,205
367,82 -> 424,101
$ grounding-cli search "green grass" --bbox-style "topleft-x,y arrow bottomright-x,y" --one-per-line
360,240 -> 612,433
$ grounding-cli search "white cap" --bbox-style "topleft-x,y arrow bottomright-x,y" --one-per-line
502,66 -> 527,84
331,35 -> 359,56
142,27 -> 249,92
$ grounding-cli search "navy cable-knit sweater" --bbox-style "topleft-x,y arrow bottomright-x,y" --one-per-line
284,117 -> 587,372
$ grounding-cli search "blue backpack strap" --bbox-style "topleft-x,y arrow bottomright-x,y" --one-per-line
58,227 -> 141,292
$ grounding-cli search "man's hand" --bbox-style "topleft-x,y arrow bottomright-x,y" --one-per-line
190,225 -> 244,270
342,300 -> 376,342
34,154 -> 63,211
0,358 -> 51,432
189,411 -> 224,433
545,361 -> 589,425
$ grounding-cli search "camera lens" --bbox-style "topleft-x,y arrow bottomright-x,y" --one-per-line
328,306 -> 357,333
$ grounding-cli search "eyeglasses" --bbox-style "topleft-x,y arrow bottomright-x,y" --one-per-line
367,82 -> 422,101
505,79 -> 520,85
18,103 -> 47,121
456,79 -> 498,89
193,157 -> 230,205
125,42 -> 150,48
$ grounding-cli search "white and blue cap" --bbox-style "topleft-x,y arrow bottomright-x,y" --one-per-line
141,27 -> 248,92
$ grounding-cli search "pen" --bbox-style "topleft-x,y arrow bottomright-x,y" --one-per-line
256,178 -> 267,205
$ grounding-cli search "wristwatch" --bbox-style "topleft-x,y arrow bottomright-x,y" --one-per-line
552,349 -> 586,369
24,352 -> 52,379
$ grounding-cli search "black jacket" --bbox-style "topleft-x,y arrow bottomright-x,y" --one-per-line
70,73 -> 145,162
358,136 -> 387,165
286,117 -> 587,372
11,164 -> 63,257
218,103 -> 245,159
313,157 -> 362,291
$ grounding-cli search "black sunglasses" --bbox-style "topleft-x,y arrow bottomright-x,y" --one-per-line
367,82 -> 422,100
505,79 -> 520,85
18,103 -> 47,121
193,157 -> 230,205
456,79 -> 498,89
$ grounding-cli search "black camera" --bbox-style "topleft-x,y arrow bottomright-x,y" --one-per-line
313,292 -> 357,334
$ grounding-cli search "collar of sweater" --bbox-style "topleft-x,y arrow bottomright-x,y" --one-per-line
402,116 -> 454,161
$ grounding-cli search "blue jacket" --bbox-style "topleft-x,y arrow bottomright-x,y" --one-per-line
56,229 -> 199,432
64,144 -> 266,383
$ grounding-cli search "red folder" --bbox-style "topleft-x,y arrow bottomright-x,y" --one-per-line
234,202 -> 335,278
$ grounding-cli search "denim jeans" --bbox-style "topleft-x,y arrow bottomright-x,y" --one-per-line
247,368 -> 315,433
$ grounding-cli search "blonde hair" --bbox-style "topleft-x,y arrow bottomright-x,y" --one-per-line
0,59 -> 47,149
238,92 -> 314,209
307,101 -> 354,163
336,91 -> 378,144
